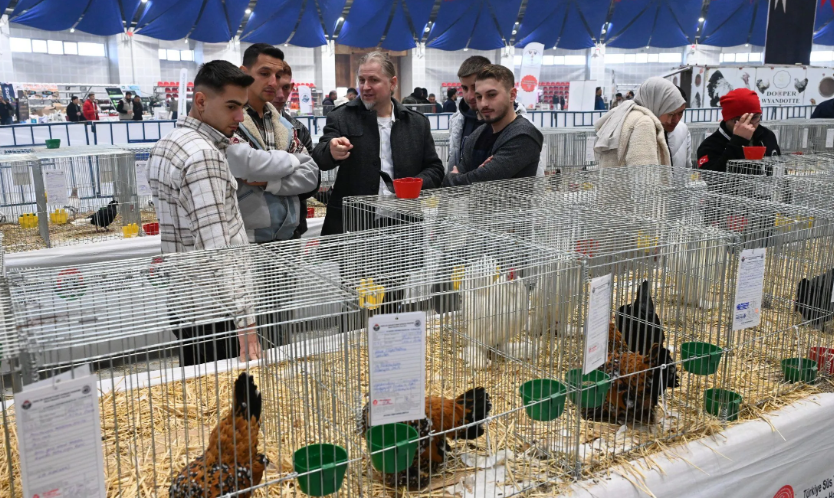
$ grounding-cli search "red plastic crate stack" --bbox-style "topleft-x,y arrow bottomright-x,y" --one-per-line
440,82 -> 461,93
539,81 -> 570,100
158,81 -> 194,99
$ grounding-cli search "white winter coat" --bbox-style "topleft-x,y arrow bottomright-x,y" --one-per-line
594,105 -> 671,168
667,121 -> 692,169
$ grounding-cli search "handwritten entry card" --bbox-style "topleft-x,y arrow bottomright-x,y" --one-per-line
584,273 -> 613,374
368,311 -> 427,426
733,248 -> 767,331
15,365 -> 106,498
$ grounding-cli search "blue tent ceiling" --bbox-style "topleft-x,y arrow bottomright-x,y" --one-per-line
5,0 -> 834,50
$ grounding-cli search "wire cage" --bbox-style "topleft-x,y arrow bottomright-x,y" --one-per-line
0,146 -> 143,253
540,128 -> 599,174
265,221 -> 592,495
118,143 -> 160,228
1,243 -> 378,498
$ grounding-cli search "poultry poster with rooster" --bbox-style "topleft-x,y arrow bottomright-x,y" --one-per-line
685,65 -> 832,108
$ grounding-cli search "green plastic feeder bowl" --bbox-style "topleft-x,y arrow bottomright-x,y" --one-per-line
45,139 -> 60,149
681,342 -> 723,375
366,423 -> 419,474
704,388 -> 743,422
781,358 -> 818,383
519,379 -> 568,421
293,444 -> 349,496
565,369 -> 611,409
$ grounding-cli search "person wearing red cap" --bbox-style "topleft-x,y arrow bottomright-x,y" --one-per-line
696,88 -> 780,173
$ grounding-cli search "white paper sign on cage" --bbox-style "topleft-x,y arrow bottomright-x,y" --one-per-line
15,364 -> 106,498
733,248 -> 767,331
44,169 -> 69,205
368,311 -> 427,426
584,273 -> 612,374
134,159 -> 152,196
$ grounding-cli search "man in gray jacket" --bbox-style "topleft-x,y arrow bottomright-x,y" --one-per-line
447,56 -> 490,173
442,65 -> 543,187
117,91 -> 133,121
230,43 -> 318,243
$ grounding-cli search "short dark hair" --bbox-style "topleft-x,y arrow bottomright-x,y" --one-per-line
429,93 -> 435,98
616,93 -> 623,98
242,43 -> 284,68
124,91 -> 132,97
194,60 -> 254,93
475,64 -> 515,91
458,56 -> 491,78
596,86 -> 601,91
347,87 -> 357,95
446,87 -> 457,99
71,95 -> 78,101
413,86 -> 421,94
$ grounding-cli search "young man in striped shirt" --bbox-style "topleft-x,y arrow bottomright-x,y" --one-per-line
148,60 -> 261,366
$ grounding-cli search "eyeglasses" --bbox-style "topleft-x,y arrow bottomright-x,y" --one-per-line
750,113 -> 762,122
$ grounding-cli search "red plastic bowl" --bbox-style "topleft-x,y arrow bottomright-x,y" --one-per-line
307,207 -> 315,218
743,146 -> 767,160
142,222 -> 159,236
809,347 -> 834,374
393,177 -> 423,199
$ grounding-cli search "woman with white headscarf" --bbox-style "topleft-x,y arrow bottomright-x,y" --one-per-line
593,77 -> 686,168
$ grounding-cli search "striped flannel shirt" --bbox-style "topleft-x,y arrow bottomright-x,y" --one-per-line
148,116 -> 255,329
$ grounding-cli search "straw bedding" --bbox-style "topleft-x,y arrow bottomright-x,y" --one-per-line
0,248 -> 832,497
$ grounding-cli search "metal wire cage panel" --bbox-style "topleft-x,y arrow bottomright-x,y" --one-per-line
118,143 -> 160,226
266,221 -> 597,495
0,146 -> 143,253
1,243 -> 375,497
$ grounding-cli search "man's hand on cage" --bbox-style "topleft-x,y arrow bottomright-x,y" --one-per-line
238,326 -> 262,363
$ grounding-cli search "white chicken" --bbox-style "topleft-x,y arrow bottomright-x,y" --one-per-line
459,255 -> 530,368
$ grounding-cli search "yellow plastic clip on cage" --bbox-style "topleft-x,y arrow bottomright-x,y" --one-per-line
357,278 -> 385,310
49,208 -> 68,225
18,213 -> 38,228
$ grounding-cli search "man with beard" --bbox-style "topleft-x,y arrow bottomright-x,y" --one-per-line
312,51 -> 444,235
442,64 -> 542,186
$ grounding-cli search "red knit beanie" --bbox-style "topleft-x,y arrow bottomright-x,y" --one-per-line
720,89 -> 762,121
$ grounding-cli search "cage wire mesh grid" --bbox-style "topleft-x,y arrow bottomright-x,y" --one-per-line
0,146 -> 145,253
265,221 -> 597,495
1,243 -> 382,498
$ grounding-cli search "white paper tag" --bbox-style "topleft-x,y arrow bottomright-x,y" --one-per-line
584,273 -> 612,374
44,170 -> 69,205
733,248 -> 767,331
16,364 -> 106,498
368,311 -> 427,426
825,129 -> 834,149
135,159 -> 152,196
802,128 -> 809,149
585,139 -> 596,163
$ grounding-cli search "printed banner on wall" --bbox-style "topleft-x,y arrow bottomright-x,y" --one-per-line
518,43 -> 544,110
764,0 -> 817,65
297,85 -> 313,115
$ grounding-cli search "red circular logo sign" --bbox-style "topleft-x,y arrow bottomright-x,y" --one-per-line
520,75 -> 538,92
55,268 -> 86,300
774,485 -> 794,498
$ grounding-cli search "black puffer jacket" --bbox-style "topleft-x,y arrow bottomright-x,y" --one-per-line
696,121 -> 781,173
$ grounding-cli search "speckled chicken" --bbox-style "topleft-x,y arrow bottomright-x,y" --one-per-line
358,387 -> 492,489
168,373 -> 268,498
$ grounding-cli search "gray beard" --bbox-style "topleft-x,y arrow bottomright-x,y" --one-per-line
362,99 -> 376,111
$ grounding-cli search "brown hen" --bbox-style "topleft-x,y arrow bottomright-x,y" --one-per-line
168,373 -> 268,498
359,387 -> 492,489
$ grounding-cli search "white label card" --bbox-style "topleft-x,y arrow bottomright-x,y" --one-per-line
585,139 -> 596,163
135,159 -> 152,196
44,170 -> 68,206
584,273 -> 612,374
802,128 -> 809,149
15,364 -> 106,498
368,311 -> 427,426
826,129 -> 834,149
733,248 -> 767,331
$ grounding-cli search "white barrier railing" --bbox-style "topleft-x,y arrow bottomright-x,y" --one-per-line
0,105 -> 819,148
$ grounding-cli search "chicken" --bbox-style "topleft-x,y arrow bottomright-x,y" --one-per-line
741,72 -> 750,88
582,323 -> 678,424
756,78 -> 770,94
460,255 -> 530,367
795,268 -> 834,331
616,280 -> 665,356
169,373 -> 268,498
89,199 -> 118,231
795,77 -> 808,93
358,387 -> 492,489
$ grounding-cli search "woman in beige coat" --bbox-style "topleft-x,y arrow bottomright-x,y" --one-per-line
593,77 -> 686,168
